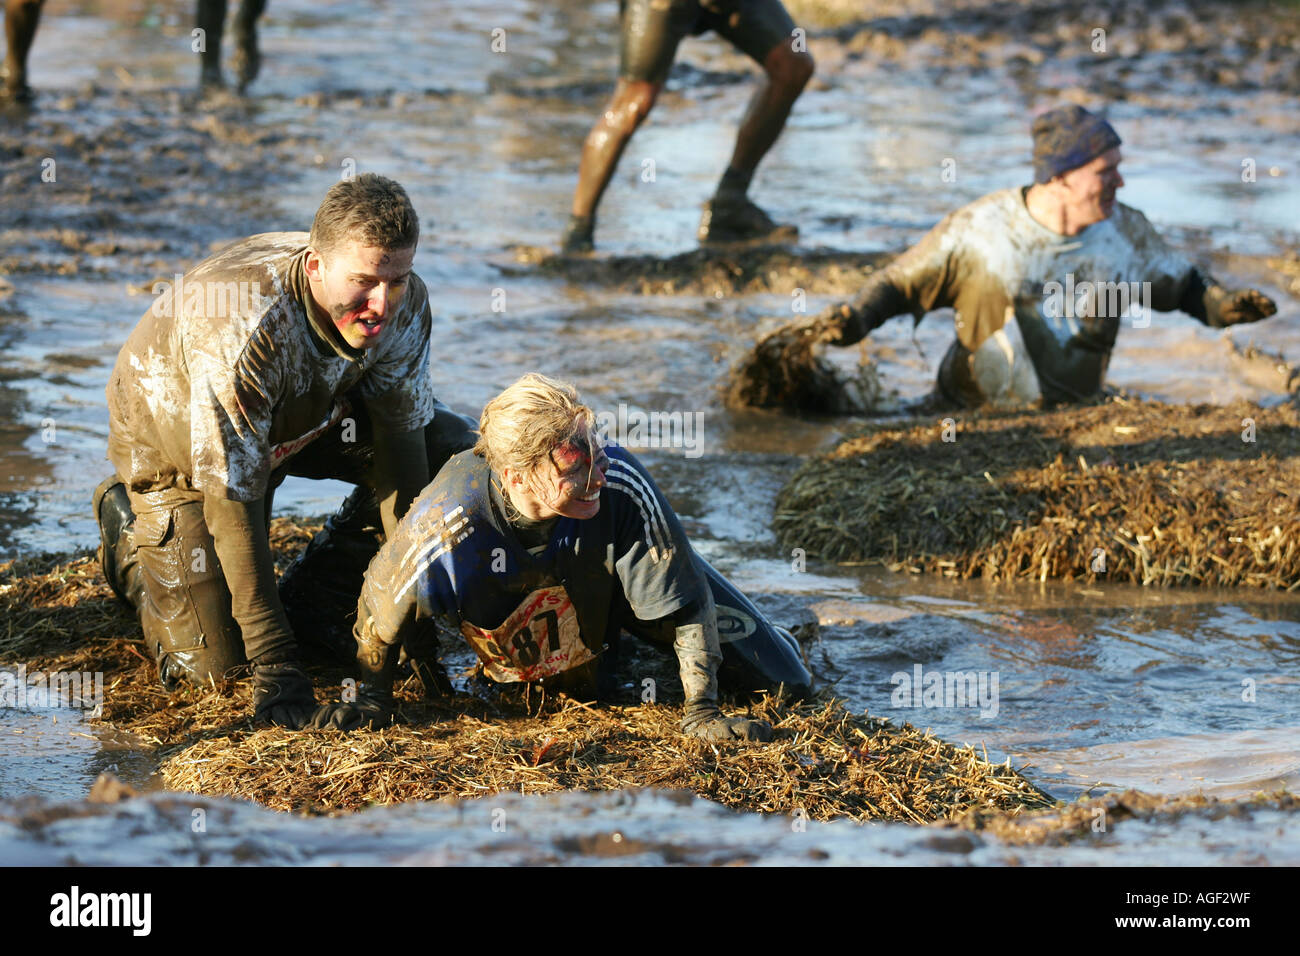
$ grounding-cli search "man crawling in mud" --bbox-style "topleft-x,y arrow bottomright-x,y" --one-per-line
730,104 -> 1278,412
309,373 -> 798,742
94,174 -> 474,727
560,0 -> 814,252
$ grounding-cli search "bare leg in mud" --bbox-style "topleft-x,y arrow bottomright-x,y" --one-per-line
2,0 -> 43,103
700,39 -> 812,242
561,0 -> 813,253
562,78 -> 662,253
196,0 -> 266,93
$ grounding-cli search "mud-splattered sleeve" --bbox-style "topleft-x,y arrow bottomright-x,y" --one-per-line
605,449 -> 704,622
358,491 -> 460,647
186,323 -> 280,502
358,275 -> 439,434
839,211 -> 965,341
1123,207 -> 1201,314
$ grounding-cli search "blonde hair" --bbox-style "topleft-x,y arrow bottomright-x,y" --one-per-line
474,373 -> 596,481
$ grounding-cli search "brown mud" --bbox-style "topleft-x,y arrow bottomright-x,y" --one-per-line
774,396 -> 1300,588
0,527 -> 1056,822
789,0 -> 1300,99
949,787 -> 1299,847
506,244 -> 889,298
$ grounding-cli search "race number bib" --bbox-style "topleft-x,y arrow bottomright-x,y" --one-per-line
460,586 -> 594,683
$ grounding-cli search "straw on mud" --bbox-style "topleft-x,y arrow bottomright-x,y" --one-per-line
773,396 -> 1300,589
0,532 -> 1054,823
158,695 -> 1055,821
726,310 -> 872,413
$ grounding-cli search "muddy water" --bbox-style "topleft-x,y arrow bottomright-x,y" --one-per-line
2,0 -> 1299,862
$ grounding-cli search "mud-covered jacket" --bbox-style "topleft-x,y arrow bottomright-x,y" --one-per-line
106,231 -> 437,502
837,187 -> 1205,404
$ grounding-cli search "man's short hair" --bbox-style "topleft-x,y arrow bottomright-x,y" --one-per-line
474,373 -> 596,481
309,174 -> 419,254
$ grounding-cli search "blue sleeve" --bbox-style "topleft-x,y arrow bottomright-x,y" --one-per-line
602,447 -> 706,622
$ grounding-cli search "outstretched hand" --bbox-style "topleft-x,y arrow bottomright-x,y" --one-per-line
1213,288 -> 1277,326
725,308 -> 860,413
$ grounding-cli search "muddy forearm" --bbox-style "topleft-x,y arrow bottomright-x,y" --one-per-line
201,493 -> 297,661
827,277 -> 914,345
670,593 -> 723,705
369,424 -> 429,539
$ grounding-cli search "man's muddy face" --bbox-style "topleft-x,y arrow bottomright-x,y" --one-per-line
520,430 -> 610,521
1060,147 -> 1124,226
305,240 -> 415,350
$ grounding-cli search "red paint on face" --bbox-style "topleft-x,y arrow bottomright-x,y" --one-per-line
530,432 -> 609,520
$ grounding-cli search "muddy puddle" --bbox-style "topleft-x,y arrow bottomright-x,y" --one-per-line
2,0 -> 1298,863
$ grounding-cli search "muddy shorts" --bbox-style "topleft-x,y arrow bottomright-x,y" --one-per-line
104,401 -> 477,687
619,0 -> 798,83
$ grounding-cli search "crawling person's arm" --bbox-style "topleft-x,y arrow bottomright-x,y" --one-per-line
1125,209 -> 1277,328
669,590 -> 772,742
308,492 -> 446,731
727,211 -> 964,412
202,494 -> 318,729
817,210 -> 965,346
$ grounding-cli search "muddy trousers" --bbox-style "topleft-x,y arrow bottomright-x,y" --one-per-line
97,402 -> 477,688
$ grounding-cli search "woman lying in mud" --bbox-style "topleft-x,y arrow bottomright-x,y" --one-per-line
310,373 -> 811,739
729,104 -> 1278,413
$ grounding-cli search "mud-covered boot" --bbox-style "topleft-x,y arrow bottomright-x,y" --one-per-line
278,485 -> 385,663
231,17 -> 260,93
697,196 -> 796,244
92,476 -> 136,607
559,214 -> 595,254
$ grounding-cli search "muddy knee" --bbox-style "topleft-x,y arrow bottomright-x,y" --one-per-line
602,82 -> 659,138
766,46 -> 814,93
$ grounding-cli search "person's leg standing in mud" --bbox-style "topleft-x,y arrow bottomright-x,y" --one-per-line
697,0 -> 813,243
196,0 -> 267,92
2,0 -> 43,103
561,0 -> 812,253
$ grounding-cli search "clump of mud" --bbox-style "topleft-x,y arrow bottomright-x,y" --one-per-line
953,788 -> 1300,847
506,244 -> 888,298
724,308 -> 877,413
0,528 -> 1053,822
788,0 -> 1300,98
775,396 -> 1300,588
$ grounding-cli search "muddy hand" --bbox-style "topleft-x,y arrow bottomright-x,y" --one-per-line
821,303 -> 865,346
681,700 -> 772,742
1220,288 -> 1277,326
308,689 -> 394,731
251,660 -> 318,729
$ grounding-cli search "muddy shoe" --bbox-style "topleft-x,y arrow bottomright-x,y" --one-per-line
92,476 -> 135,606
559,214 -> 595,255
698,197 -> 797,244
232,24 -> 261,93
